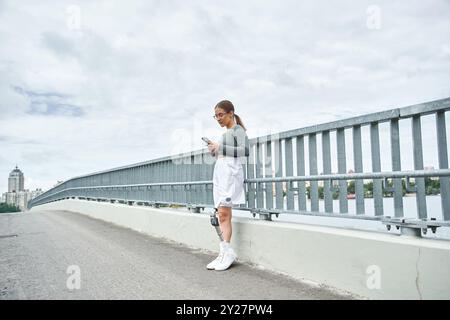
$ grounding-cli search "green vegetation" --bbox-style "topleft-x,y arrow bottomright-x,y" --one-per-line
424,177 -> 442,195
0,202 -> 21,213
280,177 -> 442,199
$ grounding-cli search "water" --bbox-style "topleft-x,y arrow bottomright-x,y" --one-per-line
230,195 -> 450,240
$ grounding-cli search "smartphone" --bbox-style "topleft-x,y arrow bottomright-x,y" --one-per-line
202,137 -> 212,145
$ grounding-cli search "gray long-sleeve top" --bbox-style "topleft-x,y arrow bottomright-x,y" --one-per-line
217,124 -> 250,157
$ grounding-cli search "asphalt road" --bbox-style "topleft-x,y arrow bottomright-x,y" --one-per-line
0,210 -> 350,299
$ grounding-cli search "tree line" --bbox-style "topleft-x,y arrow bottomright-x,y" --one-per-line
0,202 -> 21,213
281,177 -> 442,199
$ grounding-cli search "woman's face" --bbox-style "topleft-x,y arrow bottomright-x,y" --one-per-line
214,107 -> 234,127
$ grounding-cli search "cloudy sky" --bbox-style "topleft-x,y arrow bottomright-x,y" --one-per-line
1,0 -> 450,192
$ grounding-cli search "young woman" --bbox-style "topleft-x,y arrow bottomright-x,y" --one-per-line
207,100 -> 250,271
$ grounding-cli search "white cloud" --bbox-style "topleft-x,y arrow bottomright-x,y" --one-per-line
1,0 -> 450,192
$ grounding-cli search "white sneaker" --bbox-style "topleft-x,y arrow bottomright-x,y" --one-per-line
214,248 -> 236,271
206,251 -> 225,270
207,242 -> 226,270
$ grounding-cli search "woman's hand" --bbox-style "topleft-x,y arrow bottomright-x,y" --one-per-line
208,141 -> 219,156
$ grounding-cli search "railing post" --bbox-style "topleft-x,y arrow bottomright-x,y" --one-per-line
274,138 -> 284,210
247,142 -> 256,209
296,136 -> 306,211
322,130 -> 333,213
336,128 -> 348,213
309,133 -> 319,212
285,137 -> 294,210
265,139 -> 274,210
256,138 -> 265,209
436,111 -> 450,220
370,122 -> 384,216
353,124 -> 365,214
412,115 -> 427,219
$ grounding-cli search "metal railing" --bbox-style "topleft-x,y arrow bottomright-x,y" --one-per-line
28,97 -> 450,237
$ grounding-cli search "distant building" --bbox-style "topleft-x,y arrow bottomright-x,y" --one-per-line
20,188 -> 44,210
5,191 -> 17,206
2,188 -> 44,211
2,165 -> 44,211
8,165 -> 24,193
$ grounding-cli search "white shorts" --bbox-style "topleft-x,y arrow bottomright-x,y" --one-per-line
213,156 -> 245,208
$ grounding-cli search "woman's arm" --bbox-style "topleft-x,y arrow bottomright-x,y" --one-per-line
218,128 -> 250,157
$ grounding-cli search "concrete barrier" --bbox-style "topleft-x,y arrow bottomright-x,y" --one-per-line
29,199 -> 450,299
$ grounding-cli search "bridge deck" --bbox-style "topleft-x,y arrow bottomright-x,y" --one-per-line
0,210 -> 350,299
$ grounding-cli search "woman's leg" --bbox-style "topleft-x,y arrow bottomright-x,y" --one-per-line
218,206 -> 232,242
214,205 -> 236,271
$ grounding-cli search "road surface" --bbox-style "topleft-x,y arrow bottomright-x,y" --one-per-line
0,210 -> 351,299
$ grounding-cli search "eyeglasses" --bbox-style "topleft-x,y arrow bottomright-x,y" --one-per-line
213,112 -> 229,120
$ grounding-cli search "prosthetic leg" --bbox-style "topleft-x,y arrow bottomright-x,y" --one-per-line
210,207 -> 224,241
